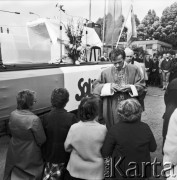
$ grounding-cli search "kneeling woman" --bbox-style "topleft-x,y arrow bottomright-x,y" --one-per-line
64,96 -> 107,180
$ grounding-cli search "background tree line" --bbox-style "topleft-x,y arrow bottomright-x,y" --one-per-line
94,2 -> 177,48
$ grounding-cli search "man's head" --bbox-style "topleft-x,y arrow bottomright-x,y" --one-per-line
145,54 -> 150,61
153,53 -> 158,61
51,88 -> 69,108
109,48 -> 125,71
166,53 -> 171,60
163,53 -> 167,59
124,48 -> 134,64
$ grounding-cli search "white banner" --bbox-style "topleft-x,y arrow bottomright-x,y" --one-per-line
60,64 -> 112,111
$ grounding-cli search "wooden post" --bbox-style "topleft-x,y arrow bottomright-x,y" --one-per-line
111,0 -> 116,50
59,9 -> 63,63
0,43 -> 3,66
102,0 -> 106,55
89,0 -> 92,23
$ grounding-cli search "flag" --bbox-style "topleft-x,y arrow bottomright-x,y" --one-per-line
105,0 -> 122,46
126,4 -> 137,46
107,0 -> 122,21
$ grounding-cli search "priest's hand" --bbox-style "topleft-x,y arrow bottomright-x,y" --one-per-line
119,85 -> 131,92
111,83 -> 131,92
111,83 -> 120,92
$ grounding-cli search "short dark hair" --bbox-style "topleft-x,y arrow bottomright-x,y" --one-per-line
109,48 -> 126,61
78,96 -> 99,122
51,88 -> 69,108
17,89 -> 36,110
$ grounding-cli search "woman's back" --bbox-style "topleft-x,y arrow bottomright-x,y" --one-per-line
10,110 -> 37,140
110,121 -> 156,162
42,108 -> 77,164
101,98 -> 157,179
65,120 -> 107,180
4,89 -> 46,180
68,121 -> 106,161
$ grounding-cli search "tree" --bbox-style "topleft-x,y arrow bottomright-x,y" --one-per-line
137,9 -> 160,41
160,2 -> 177,46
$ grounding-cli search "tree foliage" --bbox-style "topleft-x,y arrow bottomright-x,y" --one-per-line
160,2 -> 177,46
95,2 -> 177,47
136,2 -> 177,47
136,9 -> 160,40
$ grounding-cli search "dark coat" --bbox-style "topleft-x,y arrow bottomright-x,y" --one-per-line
169,58 -> 177,82
42,108 -> 78,164
162,78 -> 177,148
4,110 -> 46,180
145,59 -> 153,72
101,120 -> 157,179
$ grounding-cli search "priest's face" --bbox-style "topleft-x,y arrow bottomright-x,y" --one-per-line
112,55 -> 124,71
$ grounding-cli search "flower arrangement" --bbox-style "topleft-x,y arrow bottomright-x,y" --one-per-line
65,18 -> 84,64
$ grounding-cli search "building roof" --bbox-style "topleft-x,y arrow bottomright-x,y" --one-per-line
117,40 -> 172,48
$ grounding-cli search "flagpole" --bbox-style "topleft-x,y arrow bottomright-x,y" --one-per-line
111,0 -> 116,50
89,0 -> 91,23
102,0 -> 106,55
115,5 -> 131,48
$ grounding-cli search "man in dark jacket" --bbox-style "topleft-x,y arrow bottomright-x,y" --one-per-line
162,78 -> 177,151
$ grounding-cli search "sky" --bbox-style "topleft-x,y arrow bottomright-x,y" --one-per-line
0,0 -> 177,34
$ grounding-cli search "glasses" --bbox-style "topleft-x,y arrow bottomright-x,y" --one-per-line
126,56 -> 132,58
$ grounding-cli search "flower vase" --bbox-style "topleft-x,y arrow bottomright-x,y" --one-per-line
73,56 -> 80,65
75,60 -> 80,65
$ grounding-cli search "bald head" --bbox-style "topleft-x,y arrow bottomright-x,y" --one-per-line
124,48 -> 134,64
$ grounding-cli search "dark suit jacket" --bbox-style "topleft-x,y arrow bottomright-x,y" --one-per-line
162,78 -> 177,148
42,108 -> 78,164
101,121 -> 156,179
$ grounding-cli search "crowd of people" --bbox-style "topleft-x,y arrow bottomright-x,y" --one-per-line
102,49 -> 177,91
138,51 -> 177,90
3,48 -> 177,180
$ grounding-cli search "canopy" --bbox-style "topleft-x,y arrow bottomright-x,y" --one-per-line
26,18 -> 102,48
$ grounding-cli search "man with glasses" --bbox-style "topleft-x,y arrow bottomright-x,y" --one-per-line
92,48 -> 145,129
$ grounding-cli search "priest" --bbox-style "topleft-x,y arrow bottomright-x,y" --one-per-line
92,48 -> 146,129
